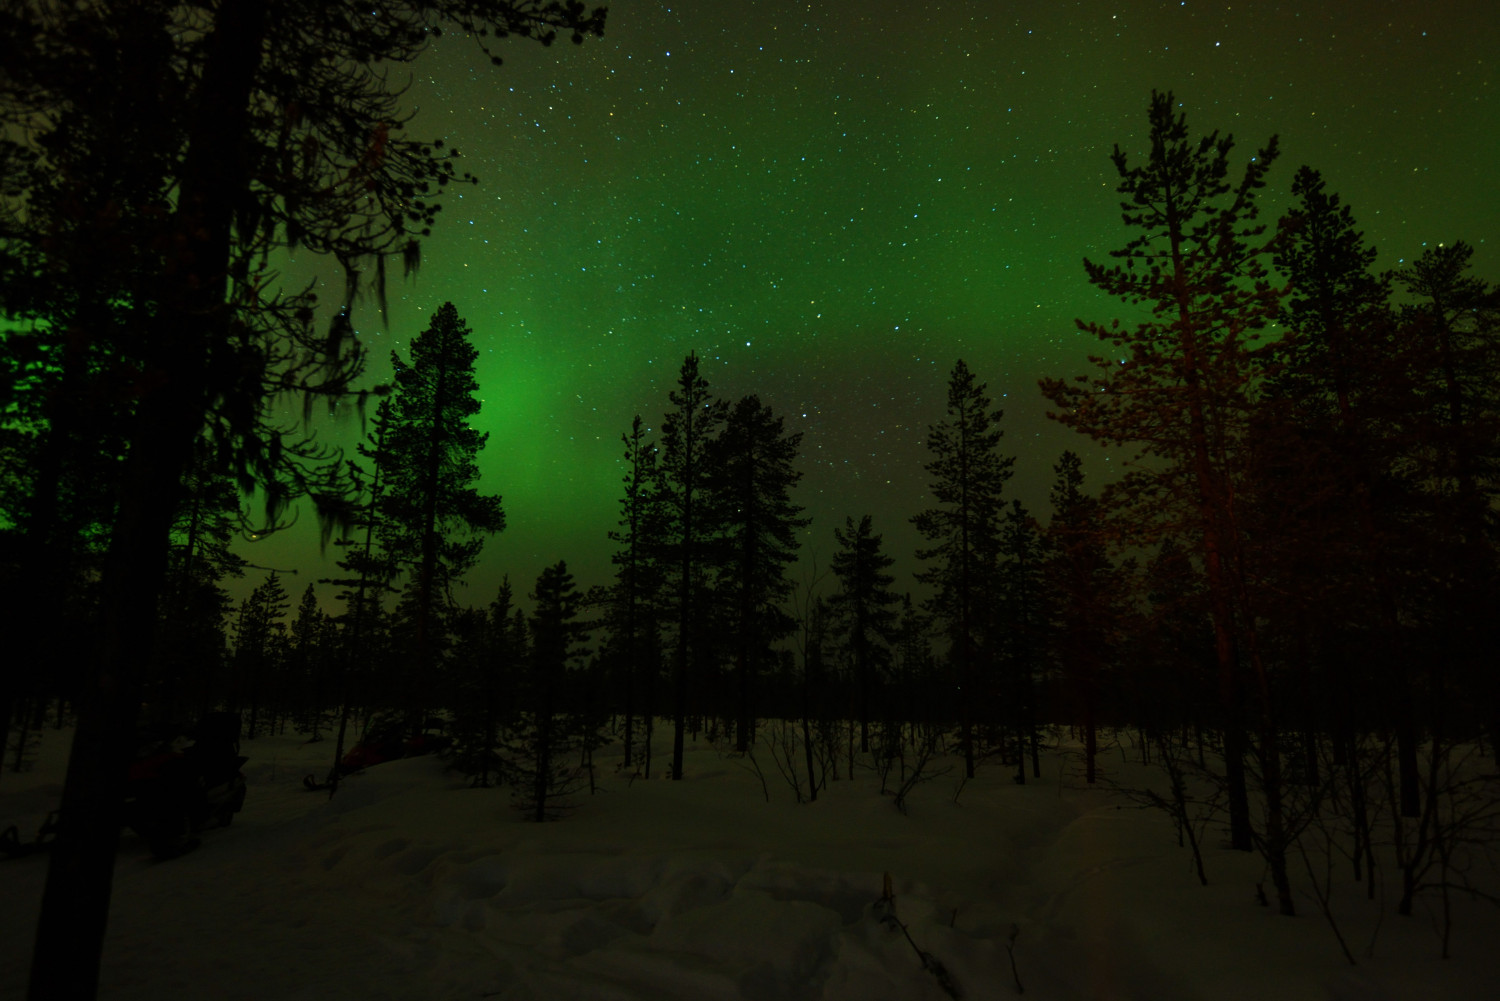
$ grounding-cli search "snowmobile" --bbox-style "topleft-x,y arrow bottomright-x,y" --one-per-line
123,711 -> 248,859
2,712 -> 248,861
302,713 -> 450,791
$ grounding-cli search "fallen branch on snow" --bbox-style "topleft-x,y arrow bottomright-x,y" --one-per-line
874,871 -> 964,999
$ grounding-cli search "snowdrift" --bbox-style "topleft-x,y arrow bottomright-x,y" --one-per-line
2,725 -> 1494,1000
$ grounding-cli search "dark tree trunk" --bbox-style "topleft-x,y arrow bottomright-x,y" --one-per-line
801,659 -> 818,802
735,644 -> 750,754
671,413 -> 694,782
27,382 -> 201,998
643,658 -> 655,781
1396,701 -> 1421,818
959,624 -> 975,780
1261,732 -> 1296,916
621,607 -> 635,769
1030,719 -> 1041,779
856,630 -> 870,755
1221,722 -> 1252,852
28,6 -> 268,996
672,636 -> 687,779
410,342 -> 451,740
533,701 -> 552,823
1084,690 -> 1098,785
1015,723 -> 1026,785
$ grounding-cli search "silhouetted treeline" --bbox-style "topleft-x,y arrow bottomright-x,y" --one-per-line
7,93 -> 1497,812
5,79 -> 1499,981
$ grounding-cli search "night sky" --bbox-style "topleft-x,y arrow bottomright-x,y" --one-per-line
248,0 -> 1499,608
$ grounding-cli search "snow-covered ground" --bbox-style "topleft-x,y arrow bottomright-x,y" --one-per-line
2,724 -> 1494,1000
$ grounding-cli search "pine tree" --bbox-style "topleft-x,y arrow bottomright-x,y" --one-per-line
1039,91 -> 1284,864
1270,169 -> 1421,815
1044,451 -> 1116,785
447,579 -> 524,787
286,583 -> 329,739
574,587 -> 614,795
787,579 -> 832,801
511,561 -> 588,821
1132,537 -> 1216,736
656,353 -> 727,780
892,594 -> 937,722
829,515 -> 900,755
1393,243 -> 1500,781
999,500 -> 1046,783
912,359 -> 1013,779
381,302 -> 505,734
1273,167 -> 1393,423
1396,242 -> 1500,518
232,572 -> 290,740
709,395 -> 808,753
606,416 -> 664,770
320,399 -> 402,796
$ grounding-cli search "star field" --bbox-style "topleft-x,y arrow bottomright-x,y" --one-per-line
256,0 -> 1500,602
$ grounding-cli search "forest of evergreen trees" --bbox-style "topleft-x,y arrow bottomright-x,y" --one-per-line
0,0 -> 1495,988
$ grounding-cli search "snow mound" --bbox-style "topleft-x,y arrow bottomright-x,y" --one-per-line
2,726 -> 1496,1000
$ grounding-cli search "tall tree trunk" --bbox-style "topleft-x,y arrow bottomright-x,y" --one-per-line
958,528 -> 975,780
411,346 -> 451,738
672,600 -> 688,780
671,405 -> 696,781
802,657 -> 818,802
622,610 -> 635,769
736,647 -> 751,754
534,675 -> 552,822
1084,669 -> 1098,785
643,655 -> 655,781
27,380 -> 201,998
28,6 -> 269,996
856,627 -> 870,754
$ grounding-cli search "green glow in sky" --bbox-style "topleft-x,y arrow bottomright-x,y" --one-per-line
252,0 -> 1500,604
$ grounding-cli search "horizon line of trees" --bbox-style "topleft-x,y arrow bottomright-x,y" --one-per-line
4,69 -> 1499,988
122,90 -> 1500,935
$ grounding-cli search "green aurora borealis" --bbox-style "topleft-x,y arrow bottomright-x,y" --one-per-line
248,0 -> 1500,604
